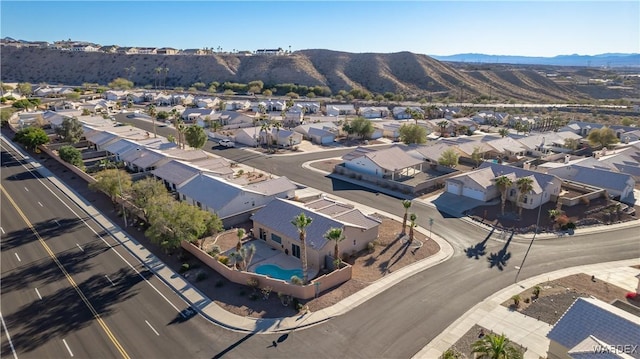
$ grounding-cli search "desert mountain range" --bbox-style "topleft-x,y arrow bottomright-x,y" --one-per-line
1,47 -> 635,103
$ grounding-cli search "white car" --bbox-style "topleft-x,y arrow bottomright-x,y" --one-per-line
218,139 -> 235,148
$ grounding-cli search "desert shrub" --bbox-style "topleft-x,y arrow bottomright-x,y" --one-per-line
511,294 -> 521,308
179,263 -> 190,273
524,297 -> 530,304
566,222 -> 576,230
217,255 -> 229,266
247,277 -> 259,291
626,292 -> 638,300
580,196 -> 590,206
367,241 -> 375,253
261,286 -> 272,300
290,275 -> 303,285
533,285 -> 541,298
196,272 -> 207,282
555,214 -> 570,227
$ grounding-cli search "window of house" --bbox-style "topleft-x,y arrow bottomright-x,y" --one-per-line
509,189 -> 516,197
271,233 -> 282,244
291,244 -> 300,258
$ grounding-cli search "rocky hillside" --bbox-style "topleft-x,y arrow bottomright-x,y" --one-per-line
1,47 -> 592,102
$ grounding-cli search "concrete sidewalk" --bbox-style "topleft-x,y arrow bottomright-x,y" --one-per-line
413,259 -> 640,359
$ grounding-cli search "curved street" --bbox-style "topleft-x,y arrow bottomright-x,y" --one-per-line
3,116 -> 638,358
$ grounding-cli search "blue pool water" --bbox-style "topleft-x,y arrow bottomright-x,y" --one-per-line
255,264 -> 303,281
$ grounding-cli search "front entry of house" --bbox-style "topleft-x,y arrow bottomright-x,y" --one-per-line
291,244 -> 300,258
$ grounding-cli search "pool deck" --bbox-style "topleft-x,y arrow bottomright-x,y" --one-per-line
243,239 -> 319,279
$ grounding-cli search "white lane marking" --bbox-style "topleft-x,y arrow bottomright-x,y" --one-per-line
105,275 -> 116,287
0,227 -> 4,234
38,201 -> 44,207
35,288 -> 43,300
145,320 -> 160,336
75,243 -> 84,252
2,139 -> 187,318
0,312 -> 18,359
24,186 -> 29,192
54,220 -> 60,227
62,338 -> 74,357
14,253 -> 21,262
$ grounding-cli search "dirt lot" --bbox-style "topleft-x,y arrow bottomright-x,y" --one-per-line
501,273 -> 635,325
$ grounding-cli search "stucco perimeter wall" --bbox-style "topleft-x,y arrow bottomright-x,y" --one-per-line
558,181 -> 605,207
38,144 -> 96,184
181,241 -> 352,300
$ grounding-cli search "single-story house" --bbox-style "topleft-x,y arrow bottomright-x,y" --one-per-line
259,128 -> 303,148
251,197 -> 381,274
546,297 -> 640,359
359,106 -> 390,119
120,147 -> 171,173
326,104 -> 356,117
181,108 -> 216,123
392,106 -> 424,120
445,162 -> 561,208
343,146 -> 423,180
547,165 -> 636,205
177,174 -> 296,226
294,122 -> 339,144
233,127 -> 260,147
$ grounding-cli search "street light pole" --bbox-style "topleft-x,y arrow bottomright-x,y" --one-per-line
515,190 -> 545,283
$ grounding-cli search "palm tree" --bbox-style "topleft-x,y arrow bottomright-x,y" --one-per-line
260,122 -> 271,150
154,67 -> 163,89
401,200 -> 412,234
408,213 -> 417,242
498,128 -> 509,138
147,104 -> 157,138
471,333 -> 523,359
272,121 -> 282,149
163,67 -> 169,89
211,121 -> 222,133
495,175 -> 513,215
516,177 -> 534,216
437,120 -> 449,137
291,212 -> 313,284
324,227 -> 345,263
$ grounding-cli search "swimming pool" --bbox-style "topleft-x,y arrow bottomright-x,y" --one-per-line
254,264 -> 303,282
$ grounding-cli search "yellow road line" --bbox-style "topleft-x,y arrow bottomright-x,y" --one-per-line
1,184 -> 130,359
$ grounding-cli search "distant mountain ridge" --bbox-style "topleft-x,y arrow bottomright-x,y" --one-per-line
429,53 -> 640,67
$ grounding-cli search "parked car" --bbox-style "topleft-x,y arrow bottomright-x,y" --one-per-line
218,139 -> 235,148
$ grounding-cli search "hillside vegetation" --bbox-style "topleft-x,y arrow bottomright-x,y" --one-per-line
0,47 -> 602,103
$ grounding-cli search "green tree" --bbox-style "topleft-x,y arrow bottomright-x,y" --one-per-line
498,128 -> 509,138
349,116 -> 375,139
89,168 -> 132,203
587,127 -> 619,148
185,125 -> 207,149
58,145 -> 84,169
436,120 -> 449,136
324,227 -> 345,263
130,177 -> 171,222
17,82 -> 32,96
291,212 -> 313,284
13,127 -> 50,150
108,78 -> 134,90
401,200 -> 412,234
399,124 -> 427,144
471,333 -> 523,359
55,117 -> 84,143
471,146 -> 484,167
495,175 -> 513,215
66,92 -> 81,101
438,148 -> 459,168
516,177 -> 534,216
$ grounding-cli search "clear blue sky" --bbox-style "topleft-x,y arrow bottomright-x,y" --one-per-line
1,1 -> 638,57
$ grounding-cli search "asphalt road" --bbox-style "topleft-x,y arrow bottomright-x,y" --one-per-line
0,138 -> 254,359
3,117 -> 639,359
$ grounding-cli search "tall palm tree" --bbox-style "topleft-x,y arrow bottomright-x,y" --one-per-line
147,104 -> 157,138
401,200 -> 412,234
408,213 -> 417,242
211,121 -> 222,133
498,128 -> 509,138
516,177 -> 534,216
291,212 -> 313,284
471,333 -> 523,359
272,121 -> 282,149
154,67 -> 163,89
163,67 -> 169,89
437,120 -> 449,137
495,175 -> 513,215
260,122 -> 271,149
324,227 -> 345,263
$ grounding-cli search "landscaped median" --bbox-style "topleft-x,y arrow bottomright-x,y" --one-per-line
181,240 -> 353,300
